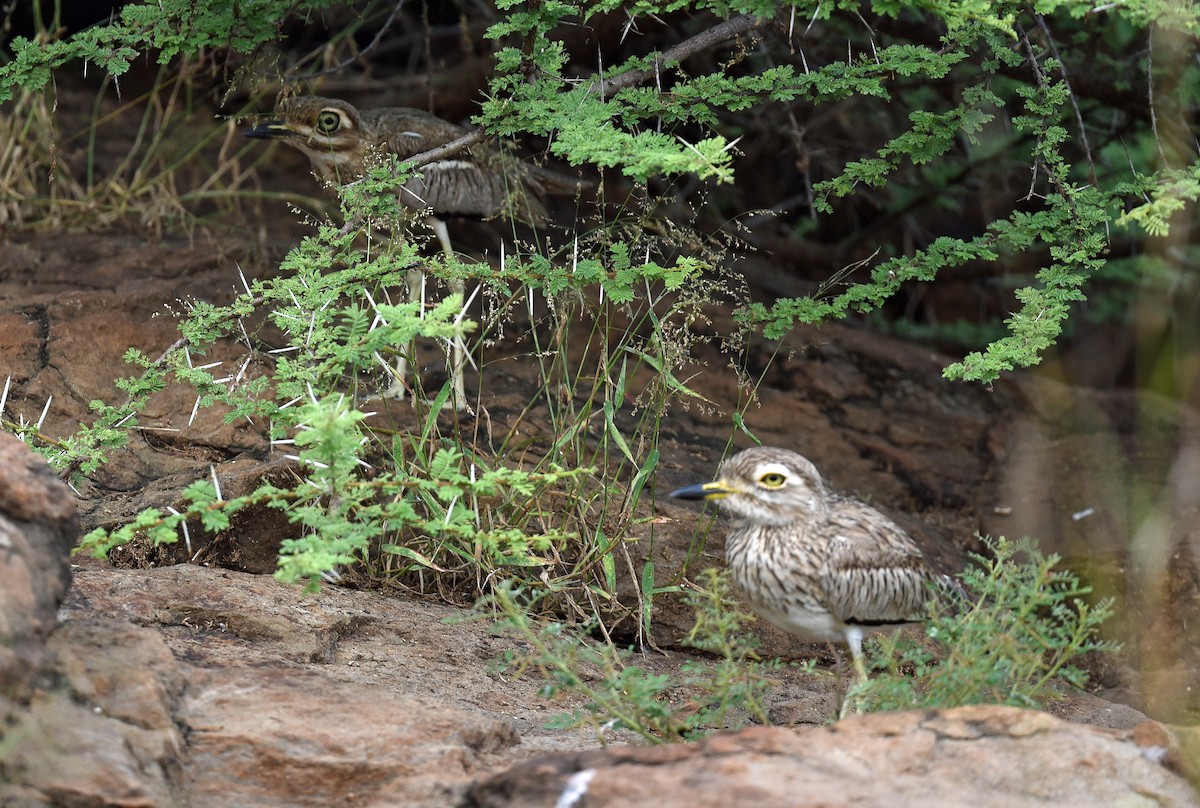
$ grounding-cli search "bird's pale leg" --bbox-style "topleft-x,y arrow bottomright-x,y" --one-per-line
846,627 -> 868,681
838,626 -> 869,719
377,265 -> 423,401
428,216 -> 466,409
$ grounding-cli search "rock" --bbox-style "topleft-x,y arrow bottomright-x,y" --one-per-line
0,434 -> 185,806
58,564 -> 621,806
182,668 -> 521,808
2,516 -> 1186,806
467,705 -> 1200,808
48,618 -> 185,733
0,431 -> 78,694
1,622 -> 185,808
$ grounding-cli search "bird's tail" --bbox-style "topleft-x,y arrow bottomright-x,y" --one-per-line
932,572 -> 975,614
524,162 -> 596,197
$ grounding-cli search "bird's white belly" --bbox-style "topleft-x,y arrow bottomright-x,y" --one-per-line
749,598 -> 846,644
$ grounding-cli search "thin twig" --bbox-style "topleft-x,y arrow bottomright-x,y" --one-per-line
1015,22 -> 1045,200
1035,14 -> 1097,188
1147,26 -> 1165,166
1016,21 -> 1081,217
286,0 -> 407,81
588,14 -> 766,98
404,128 -> 487,169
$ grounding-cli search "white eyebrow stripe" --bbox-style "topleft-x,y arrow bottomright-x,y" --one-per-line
755,462 -> 793,479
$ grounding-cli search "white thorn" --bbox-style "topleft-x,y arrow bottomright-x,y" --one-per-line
233,356 -> 252,384
209,465 -> 222,501
305,311 -> 317,347
36,396 -> 52,430
168,506 -> 191,556
455,284 -> 481,325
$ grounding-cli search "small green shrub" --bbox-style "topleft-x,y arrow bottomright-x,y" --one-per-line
39,155 -> 742,630
853,536 -> 1118,713
75,394 -> 589,593
488,537 -> 1118,739
484,569 -> 792,744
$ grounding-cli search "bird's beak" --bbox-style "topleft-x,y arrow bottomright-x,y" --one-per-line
243,119 -> 294,139
670,480 -> 736,501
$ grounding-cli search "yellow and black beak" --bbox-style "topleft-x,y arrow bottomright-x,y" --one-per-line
243,119 -> 294,140
670,480 -> 735,501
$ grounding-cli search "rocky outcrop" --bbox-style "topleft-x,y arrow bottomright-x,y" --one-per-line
181,668 -> 521,808
0,433 -> 533,807
0,431 -> 76,694
0,433 -> 184,806
3,620 -> 185,807
468,706 -> 1200,808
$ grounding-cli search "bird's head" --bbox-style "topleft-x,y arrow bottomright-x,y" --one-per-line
670,447 -> 829,526
244,96 -> 367,181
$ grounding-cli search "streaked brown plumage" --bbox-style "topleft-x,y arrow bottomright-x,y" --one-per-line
671,447 -> 942,683
244,95 -> 569,236
244,95 -> 582,405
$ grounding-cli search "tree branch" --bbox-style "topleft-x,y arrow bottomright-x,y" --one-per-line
405,13 -> 766,168
590,14 -> 766,98
406,128 -> 487,169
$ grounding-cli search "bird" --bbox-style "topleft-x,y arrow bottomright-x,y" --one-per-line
244,95 -> 582,406
670,446 -> 949,710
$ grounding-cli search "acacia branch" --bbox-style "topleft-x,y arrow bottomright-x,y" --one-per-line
405,13 -> 766,168
406,129 -> 487,169
591,14 -> 766,98
1035,14 -> 1098,189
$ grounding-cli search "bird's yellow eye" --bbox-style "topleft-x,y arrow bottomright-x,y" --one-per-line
315,110 -> 342,134
759,472 -> 787,488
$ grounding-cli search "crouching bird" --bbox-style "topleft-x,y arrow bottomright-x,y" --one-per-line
671,446 -> 955,715
245,95 -> 584,406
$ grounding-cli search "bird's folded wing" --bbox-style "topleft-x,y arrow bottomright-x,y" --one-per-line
379,112 -> 466,160
819,503 -> 932,624
403,158 -> 544,222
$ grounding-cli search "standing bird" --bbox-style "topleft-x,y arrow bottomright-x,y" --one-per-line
671,446 -> 949,706
244,95 -> 580,405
